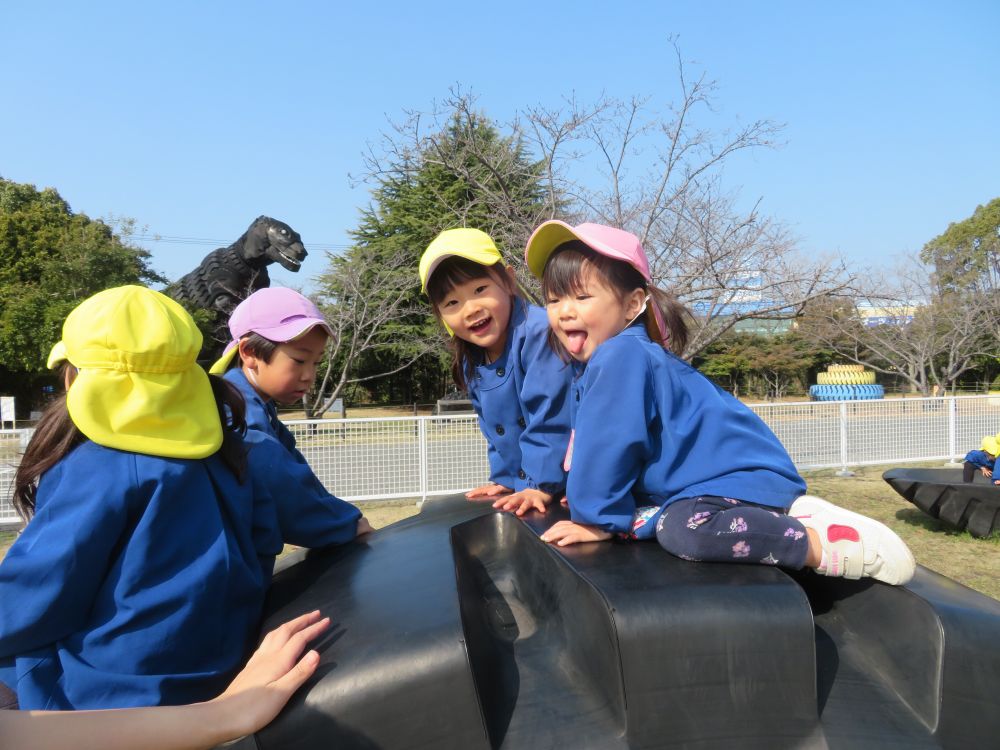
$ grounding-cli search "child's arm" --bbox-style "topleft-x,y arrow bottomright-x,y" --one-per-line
0,611 -> 328,750
466,384 -> 512,497
546,342 -> 653,541
511,308 -> 574,500
247,437 -> 368,546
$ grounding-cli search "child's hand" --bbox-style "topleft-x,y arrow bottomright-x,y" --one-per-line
211,610 -> 330,738
493,488 -> 554,516
982,467 -> 993,477
540,520 -> 613,546
355,517 -> 374,536
465,483 -> 513,500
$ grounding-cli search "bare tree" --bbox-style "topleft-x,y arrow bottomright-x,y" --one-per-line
305,250 -> 436,418
654,184 -> 851,357
799,256 -> 993,395
355,41 -> 850,358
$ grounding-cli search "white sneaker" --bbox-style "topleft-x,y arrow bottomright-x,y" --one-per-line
789,495 -> 916,585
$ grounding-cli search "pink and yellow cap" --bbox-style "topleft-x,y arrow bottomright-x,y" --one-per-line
524,220 -> 667,345
209,287 -> 333,375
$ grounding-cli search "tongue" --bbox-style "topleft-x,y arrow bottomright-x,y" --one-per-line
566,331 -> 587,355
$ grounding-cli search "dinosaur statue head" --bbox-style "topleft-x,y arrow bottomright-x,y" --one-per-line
242,216 -> 308,272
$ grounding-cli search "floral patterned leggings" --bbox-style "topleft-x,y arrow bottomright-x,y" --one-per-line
655,495 -> 810,570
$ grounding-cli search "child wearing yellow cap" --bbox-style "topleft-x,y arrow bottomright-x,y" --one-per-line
0,286 -> 363,711
420,228 -> 574,516
963,435 -> 999,482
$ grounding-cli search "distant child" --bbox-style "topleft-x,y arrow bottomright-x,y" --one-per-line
526,221 -> 915,585
0,286 -> 364,711
210,287 -> 372,536
419,228 -> 574,515
963,435 -> 998,482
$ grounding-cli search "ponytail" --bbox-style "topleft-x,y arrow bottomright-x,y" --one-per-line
648,286 -> 689,357
12,394 -> 82,521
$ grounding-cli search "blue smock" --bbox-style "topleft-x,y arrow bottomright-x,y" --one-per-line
466,302 -> 573,495
566,325 -> 806,539
0,436 -> 360,710
225,368 -> 361,521
964,449 -> 996,469
225,367 -> 310,459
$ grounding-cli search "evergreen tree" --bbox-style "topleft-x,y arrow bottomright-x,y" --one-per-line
313,112 -> 551,407
0,176 -> 164,414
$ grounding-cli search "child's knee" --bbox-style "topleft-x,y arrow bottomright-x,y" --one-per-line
655,510 -> 709,561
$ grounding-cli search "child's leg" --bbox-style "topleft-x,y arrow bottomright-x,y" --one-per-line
963,461 -> 977,482
655,496 -> 811,570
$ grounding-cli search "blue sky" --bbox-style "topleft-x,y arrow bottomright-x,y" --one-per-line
2,1 -> 997,291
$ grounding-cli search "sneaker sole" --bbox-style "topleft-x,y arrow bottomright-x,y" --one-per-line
790,495 -> 916,585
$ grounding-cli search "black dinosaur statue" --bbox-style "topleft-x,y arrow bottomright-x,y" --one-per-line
167,216 -> 308,360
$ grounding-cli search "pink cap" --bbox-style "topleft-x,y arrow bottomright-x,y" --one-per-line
208,287 -> 332,374
524,220 -> 667,345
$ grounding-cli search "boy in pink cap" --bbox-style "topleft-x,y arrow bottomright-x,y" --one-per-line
210,287 -> 371,538
526,220 -> 915,586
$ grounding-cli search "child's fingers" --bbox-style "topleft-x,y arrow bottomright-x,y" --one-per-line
514,498 -> 544,516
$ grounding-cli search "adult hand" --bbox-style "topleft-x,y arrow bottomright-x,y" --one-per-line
211,610 -> 330,738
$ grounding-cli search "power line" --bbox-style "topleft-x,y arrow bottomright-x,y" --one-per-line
129,234 -> 352,252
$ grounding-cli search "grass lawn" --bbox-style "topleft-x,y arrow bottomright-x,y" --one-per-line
2,464 -> 998,601
802,462 -> 1000,600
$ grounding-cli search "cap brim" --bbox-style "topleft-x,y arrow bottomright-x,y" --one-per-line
47,340 -> 69,370
209,341 -> 240,375
420,248 -> 502,292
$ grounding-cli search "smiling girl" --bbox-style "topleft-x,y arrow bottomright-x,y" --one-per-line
420,228 -> 574,515
525,220 -> 915,586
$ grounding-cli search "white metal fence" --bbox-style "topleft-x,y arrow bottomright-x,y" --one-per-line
3,395 -> 999,529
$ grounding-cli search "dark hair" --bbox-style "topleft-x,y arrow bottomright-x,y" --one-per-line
426,255 -> 520,391
230,332 -> 279,370
541,240 -> 689,357
13,374 -> 248,522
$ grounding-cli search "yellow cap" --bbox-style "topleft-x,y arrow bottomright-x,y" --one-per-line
418,228 -> 502,293
46,340 -> 68,369
982,436 -> 999,455
57,285 -> 222,459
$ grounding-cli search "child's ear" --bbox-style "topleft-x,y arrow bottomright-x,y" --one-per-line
237,338 -> 258,370
504,265 -> 518,291
625,288 -> 647,319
